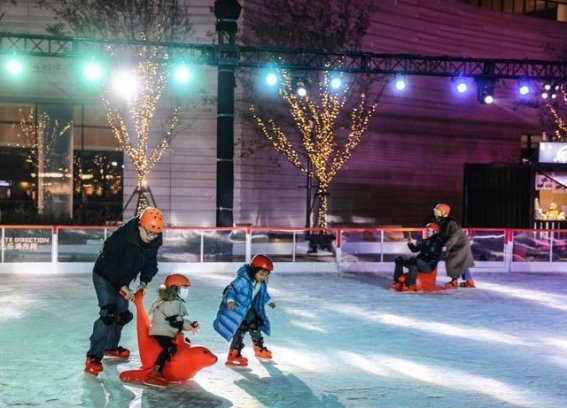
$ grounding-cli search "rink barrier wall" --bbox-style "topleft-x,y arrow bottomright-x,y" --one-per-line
0,225 -> 565,274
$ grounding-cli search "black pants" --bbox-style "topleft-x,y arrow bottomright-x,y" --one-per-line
230,307 -> 264,350
394,256 -> 433,285
153,335 -> 177,371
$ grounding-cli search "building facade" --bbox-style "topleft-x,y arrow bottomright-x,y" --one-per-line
0,0 -> 566,227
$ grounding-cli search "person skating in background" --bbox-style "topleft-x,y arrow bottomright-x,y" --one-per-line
390,223 -> 444,292
433,203 -> 476,288
144,273 -> 201,387
85,207 -> 165,376
213,254 -> 275,367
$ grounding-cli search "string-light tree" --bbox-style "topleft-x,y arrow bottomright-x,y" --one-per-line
251,71 -> 376,229
239,0 -> 374,158
18,108 -> 72,214
37,0 -> 192,218
544,84 -> 567,141
102,34 -> 179,215
74,153 -> 122,199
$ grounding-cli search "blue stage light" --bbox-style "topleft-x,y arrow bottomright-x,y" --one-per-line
265,72 -> 278,86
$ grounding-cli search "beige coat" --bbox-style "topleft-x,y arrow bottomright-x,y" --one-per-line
149,298 -> 190,337
440,217 -> 475,279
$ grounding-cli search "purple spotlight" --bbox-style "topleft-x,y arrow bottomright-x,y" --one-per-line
456,81 -> 467,93
518,81 -> 530,96
393,75 -> 406,91
519,85 -> 530,95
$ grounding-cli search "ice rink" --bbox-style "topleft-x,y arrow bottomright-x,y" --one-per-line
1,269 -> 567,407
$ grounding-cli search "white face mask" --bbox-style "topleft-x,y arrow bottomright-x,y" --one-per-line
178,287 -> 189,299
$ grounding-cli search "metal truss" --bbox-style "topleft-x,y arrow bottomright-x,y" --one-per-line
1,32 -> 567,80
238,47 -> 567,80
0,32 -> 214,64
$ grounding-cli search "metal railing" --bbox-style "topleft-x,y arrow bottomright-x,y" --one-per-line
1,225 -> 567,274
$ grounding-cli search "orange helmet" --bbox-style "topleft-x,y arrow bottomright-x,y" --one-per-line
426,223 -> 440,233
139,207 -> 165,233
250,254 -> 274,271
165,273 -> 191,288
434,203 -> 451,217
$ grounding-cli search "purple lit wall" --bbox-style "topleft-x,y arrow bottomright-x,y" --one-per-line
1,1 -> 564,228
235,0 -> 567,227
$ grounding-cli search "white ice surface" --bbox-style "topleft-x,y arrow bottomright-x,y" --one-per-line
1,270 -> 567,407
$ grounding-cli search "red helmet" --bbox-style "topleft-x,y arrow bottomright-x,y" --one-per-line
250,254 -> 273,271
434,203 -> 451,216
139,207 -> 165,233
426,223 -> 440,233
165,273 -> 191,288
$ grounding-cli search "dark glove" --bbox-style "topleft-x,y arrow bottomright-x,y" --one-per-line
165,315 -> 183,330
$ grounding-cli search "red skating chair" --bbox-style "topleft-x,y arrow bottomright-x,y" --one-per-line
416,268 -> 446,292
119,291 -> 217,384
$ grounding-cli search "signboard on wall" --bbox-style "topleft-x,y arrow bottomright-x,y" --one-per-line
2,236 -> 49,250
539,142 -> 567,164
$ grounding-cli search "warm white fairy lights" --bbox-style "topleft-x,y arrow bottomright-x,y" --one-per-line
251,70 -> 376,228
546,84 -> 567,140
101,34 -> 179,214
19,109 -> 72,213
19,109 -> 72,166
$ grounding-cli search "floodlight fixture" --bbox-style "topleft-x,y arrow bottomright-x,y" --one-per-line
518,83 -> 530,96
330,76 -> 342,90
476,78 -> 496,104
296,82 -> 307,97
292,77 -> 308,97
265,72 -> 278,86
453,77 -> 468,94
112,68 -> 139,100
173,64 -> 192,84
83,60 -> 104,82
393,75 -> 406,91
542,82 -> 559,99
550,84 -> 559,99
6,57 -> 23,76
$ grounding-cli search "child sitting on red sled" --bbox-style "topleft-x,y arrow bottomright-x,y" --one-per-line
144,273 -> 200,387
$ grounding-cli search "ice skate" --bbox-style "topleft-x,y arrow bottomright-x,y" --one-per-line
444,279 -> 459,289
85,356 -> 103,376
143,366 -> 168,388
253,342 -> 272,359
225,348 -> 248,367
389,282 -> 402,291
400,284 -> 418,292
104,346 -> 130,358
459,279 -> 476,288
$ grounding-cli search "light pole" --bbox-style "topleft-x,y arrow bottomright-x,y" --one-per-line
214,0 -> 241,227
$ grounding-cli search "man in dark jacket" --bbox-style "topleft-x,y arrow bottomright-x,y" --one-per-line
85,207 -> 165,376
390,223 -> 444,292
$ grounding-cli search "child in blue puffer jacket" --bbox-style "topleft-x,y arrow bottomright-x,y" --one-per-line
213,254 -> 275,366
